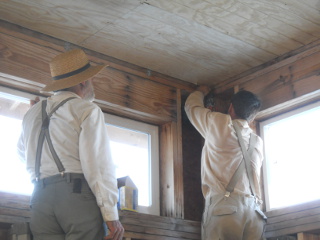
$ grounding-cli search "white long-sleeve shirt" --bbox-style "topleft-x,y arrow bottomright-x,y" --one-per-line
185,91 -> 264,200
17,91 -> 119,221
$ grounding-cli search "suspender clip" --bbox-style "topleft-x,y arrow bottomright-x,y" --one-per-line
224,191 -> 231,197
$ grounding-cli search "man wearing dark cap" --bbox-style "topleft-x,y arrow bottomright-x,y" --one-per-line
17,49 -> 124,240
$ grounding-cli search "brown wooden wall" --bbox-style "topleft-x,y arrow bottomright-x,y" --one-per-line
1,17 -> 320,238
214,39 -> 320,121
0,20 -> 197,221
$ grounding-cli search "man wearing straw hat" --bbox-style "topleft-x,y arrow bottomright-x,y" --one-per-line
17,49 -> 124,240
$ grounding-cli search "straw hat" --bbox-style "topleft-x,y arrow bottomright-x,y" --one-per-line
42,49 -> 107,92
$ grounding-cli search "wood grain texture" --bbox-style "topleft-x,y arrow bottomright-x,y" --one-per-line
0,192 -> 31,224
298,232 -> 320,240
264,198 -> 320,238
0,192 -> 201,239
0,21 -> 194,124
214,40 -> 320,118
119,211 -> 200,240
2,0 -> 320,85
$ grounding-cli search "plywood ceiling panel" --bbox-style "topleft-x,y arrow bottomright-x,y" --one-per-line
1,0 -> 320,86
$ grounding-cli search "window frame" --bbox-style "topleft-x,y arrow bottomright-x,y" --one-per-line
0,86 -> 43,196
103,113 -> 160,215
0,86 -> 44,104
0,86 -> 160,215
259,100 -> 320,212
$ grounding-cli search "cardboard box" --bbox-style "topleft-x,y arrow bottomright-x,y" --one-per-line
117,176 -> 138,212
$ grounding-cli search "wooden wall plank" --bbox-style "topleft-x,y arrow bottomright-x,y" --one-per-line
0,20 -> 195,92
0,192 -> 201,239
240,50 -> 320,111
298,232 -> 320,240
264,198 -> 320,238
215,39 -> 320,93
119,211 -> 200,228
0,22 -> 185,125
0,192 -> 31,224
122,224 -> 200,239
160,122 -> 175,217
214,40 -> 320,120
0,20 -> 190,219
174,89 -> 184,219
119,211 -> 200,239
93,67 -> 177,124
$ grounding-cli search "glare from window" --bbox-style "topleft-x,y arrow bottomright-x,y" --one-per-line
0,95 -> 33,195
109,141 -> 150,206
262,103 -> 320,210
104,113 -> 159,215
106,123 -> 151,206
0,88 -> 159,215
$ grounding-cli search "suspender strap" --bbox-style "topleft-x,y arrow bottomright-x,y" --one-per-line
225,121 -> 257,197
35,97 -> 76,181
232,121 -> 258,197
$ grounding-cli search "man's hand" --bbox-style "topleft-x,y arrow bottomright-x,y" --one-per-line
196,85 -> 211,96
104,220 -> 124,240
30,97 -> 40,107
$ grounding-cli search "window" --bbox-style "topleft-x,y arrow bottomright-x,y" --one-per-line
104,113 -> 160,215
260,101 -> 320,211
0,87 -> 36,195
0,86 -> 160,216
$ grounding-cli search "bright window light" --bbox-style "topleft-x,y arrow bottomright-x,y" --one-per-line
104,113 -> 159,215
107,125 -> 150,206
0,87 -> 160,215
0,94 -> 34,195
260,101 -> 320,210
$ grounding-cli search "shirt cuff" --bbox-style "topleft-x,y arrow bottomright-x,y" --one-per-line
100,205 -> 119,222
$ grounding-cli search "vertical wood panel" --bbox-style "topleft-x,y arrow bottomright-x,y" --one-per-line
160,122 -> 175,217
160,119 -> 184,219
174,89 -> 184,219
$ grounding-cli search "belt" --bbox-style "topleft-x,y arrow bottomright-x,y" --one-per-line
33,173 -> 85,185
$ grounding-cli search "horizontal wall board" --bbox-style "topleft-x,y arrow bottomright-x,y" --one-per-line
119,211 -> 200,239
0,24 -> 183,124
264,200 -> 320,238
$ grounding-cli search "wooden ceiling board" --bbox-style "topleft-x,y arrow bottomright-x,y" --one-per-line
0,0 -> 143,44
133,4 -> 275,63
202,1 -> 318,45
145,0 -> 306,54
1,0 -> 320,85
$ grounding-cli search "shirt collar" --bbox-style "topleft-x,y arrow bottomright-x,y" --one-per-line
53,91 -> 81,99
232,119 -> 249,129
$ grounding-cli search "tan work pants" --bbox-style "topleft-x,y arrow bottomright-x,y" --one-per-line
202,192 -> 266,240
30,174 -> 104,240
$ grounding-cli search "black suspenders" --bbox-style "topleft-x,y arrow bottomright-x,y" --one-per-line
35,97 -> 76,181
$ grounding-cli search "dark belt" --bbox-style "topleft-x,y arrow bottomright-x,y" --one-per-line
33,173 -> 85,185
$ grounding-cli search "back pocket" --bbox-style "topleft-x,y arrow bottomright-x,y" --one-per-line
213,206 -> 237,216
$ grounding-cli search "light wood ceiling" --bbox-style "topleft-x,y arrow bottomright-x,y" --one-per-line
1,0 -> 320,86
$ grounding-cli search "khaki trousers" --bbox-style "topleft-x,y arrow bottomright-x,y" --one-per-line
202,192 -> 266,240
30,174 -> 104,240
